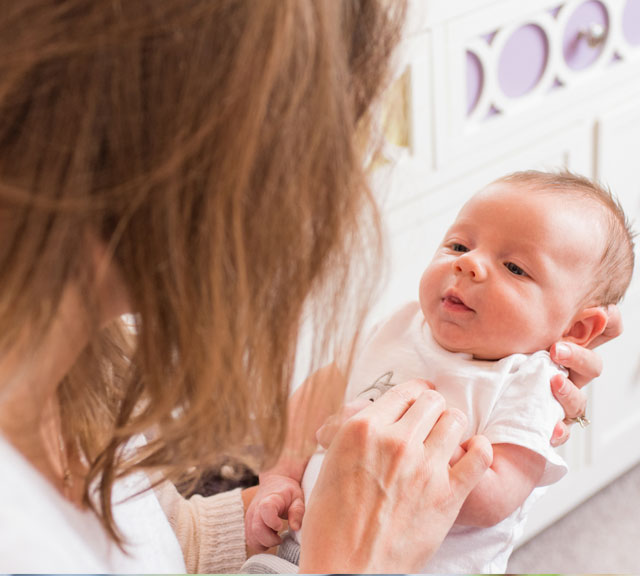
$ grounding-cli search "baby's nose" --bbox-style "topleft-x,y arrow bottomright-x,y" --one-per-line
454,254 -> 486,281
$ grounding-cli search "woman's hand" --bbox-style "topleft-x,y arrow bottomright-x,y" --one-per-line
549,304 -> 622,446
298,379 -> 492,573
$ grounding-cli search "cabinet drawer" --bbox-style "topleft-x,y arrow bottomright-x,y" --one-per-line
428,0 -> 640,172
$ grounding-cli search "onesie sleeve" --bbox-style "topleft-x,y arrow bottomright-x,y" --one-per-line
155,482 -> 247,574
482,352 -> 568,486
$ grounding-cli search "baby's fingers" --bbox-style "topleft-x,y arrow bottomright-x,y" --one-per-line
247,504 -> 282,550
288,497 -> 305,531
259,495 -> 285,532
251,519 -> 282,549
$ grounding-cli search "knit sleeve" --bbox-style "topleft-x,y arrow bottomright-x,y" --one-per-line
155,482 -> 247,574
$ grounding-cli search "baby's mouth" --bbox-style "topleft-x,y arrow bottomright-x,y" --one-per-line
442,292 -> 474,312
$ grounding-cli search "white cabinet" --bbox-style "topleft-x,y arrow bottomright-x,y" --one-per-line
375,0 -> 640,543
591,98 -> 640,466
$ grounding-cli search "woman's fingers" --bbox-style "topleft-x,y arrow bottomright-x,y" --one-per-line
316,396 -> 371,449
550,373 -> 588,446
591,304 -> 623,348
448,444 -> 466,467
550,420 -> 570,448
550,342 -> 603,389
421,407 -> 467,457
550,305 -> 622,387
357,378 -> 436,426
317,380 -> 438,449
299,382 -> 483,573
548,305 -> 622,446
547,305 -> 622,447
449,434 -> 493,501
394,389 -> 446,444
550,374 -> 587,418
420,407 -> 492,503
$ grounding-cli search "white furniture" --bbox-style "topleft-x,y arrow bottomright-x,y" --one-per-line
374,0 -> 640,543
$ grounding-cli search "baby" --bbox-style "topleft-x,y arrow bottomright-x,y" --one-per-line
245,170 -> 635,573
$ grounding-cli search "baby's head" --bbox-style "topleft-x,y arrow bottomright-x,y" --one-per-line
419,170 -> 635,360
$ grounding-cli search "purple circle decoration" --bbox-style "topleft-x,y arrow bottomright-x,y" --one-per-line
466,51 -> 484,115
498,24 -> 549,99
623,0 -> 640,46
563,1 -> 609,70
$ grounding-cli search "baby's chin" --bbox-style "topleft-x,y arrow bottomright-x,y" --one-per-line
429,325 -> 534,361
426,316 -> 553,360
428,326 -> 483,358
436,335 -> 552,361
440,341 -> 501,361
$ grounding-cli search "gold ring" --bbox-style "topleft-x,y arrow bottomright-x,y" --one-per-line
569,414 -> 590,428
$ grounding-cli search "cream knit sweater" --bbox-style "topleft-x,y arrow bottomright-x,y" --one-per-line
156,482 -> 247,573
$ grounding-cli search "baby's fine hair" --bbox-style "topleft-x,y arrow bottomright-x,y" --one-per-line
496,170 -> 635,306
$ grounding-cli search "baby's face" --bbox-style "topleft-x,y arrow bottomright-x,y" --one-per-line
419,183 -> 605,360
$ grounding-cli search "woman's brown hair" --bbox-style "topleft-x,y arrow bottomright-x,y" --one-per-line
0,0 -> 405,541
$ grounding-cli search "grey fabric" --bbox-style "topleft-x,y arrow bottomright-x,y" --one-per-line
240,532 -> 300,574
277,532 -> 301,566
240,552 -> 298,574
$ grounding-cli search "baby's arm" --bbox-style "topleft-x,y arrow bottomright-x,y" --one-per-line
245,363 -> 348,551
453,442 -> 545,527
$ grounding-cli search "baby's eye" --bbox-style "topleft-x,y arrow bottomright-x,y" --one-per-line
505,262 -> 526,276
450,243 -> 469,253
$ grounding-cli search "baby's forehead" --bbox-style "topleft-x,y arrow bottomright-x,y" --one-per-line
456,182 -> 608,261
465,181 -> 604,221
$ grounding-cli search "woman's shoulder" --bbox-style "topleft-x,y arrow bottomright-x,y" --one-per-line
0,435 -> 111,572
0,434 -> 188,572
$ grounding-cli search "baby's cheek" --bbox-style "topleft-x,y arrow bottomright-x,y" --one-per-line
418,265 -> 431,295
418,271 -> 436,317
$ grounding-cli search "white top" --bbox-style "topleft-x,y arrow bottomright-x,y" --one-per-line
0,433 -> 186,573
300,301 -> 568,573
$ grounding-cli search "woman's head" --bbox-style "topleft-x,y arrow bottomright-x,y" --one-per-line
0,0 -> 405,540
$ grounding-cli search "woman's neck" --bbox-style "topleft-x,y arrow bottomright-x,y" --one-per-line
0,284 -> 91,505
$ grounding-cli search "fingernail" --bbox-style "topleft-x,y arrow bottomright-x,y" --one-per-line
558,378 -> 569,394
551,428 -> 567,447
554,343 -> 570,361
552,373 -> 570,394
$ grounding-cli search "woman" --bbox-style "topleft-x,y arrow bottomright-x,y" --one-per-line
0,1 -> 615,572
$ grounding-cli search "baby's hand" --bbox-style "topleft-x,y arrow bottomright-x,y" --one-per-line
245,473 -> 305,551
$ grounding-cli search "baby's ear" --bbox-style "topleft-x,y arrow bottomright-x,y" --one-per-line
562,307 -> 609,347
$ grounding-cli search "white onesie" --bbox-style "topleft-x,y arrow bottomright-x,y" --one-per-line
297,301 -> 568,574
